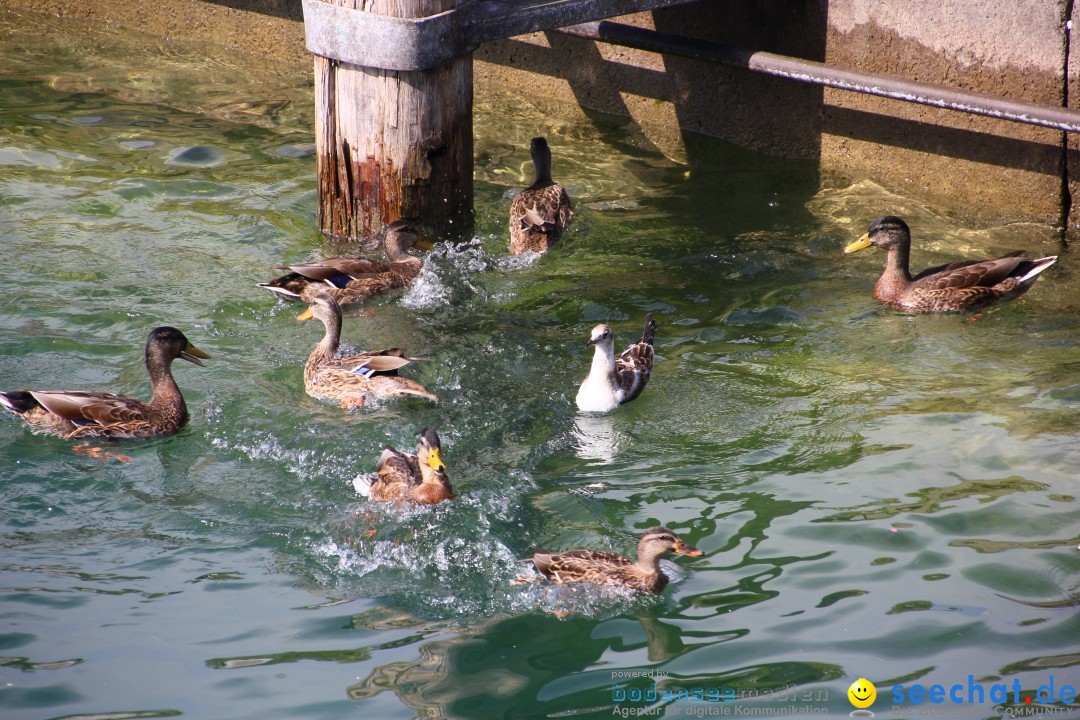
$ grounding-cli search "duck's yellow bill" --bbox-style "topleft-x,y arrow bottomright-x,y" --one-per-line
675,540 -> 703,557
414,239 -> 436,251
844,233 -> 873,254
427,447 -> 446,471
296,308 -> 315,322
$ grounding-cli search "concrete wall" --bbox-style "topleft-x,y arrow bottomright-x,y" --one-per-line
821,1 -> 1069,228
9,0 -> 1077,238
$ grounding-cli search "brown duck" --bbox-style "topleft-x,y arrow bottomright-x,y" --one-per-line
516,526 -> 702,594
259,219 -> 434,305
353,427 -> 454,504
509,137 -> 573,255
297,294 -> 436,408
845,216 -> 1057,313
0,327 -> 210,439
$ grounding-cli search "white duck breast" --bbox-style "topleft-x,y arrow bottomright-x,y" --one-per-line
575,314 -> 657,412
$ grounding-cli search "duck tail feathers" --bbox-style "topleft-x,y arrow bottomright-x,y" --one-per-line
640,313 -> 658,346
352,474 -> 374,497
0,390 -> 40,414
1016,256 -> 1057,285
257,282 -> 302,300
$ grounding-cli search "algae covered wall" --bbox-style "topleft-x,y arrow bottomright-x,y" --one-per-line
8,0 -> 1079,236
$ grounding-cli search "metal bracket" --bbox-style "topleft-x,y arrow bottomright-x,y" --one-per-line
301,0 -> 466,72
302,0 -> 704,72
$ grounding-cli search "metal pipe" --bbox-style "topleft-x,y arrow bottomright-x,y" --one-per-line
560,21 -> 1080,134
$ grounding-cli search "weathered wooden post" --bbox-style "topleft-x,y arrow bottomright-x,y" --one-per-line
304,0 -> 474,241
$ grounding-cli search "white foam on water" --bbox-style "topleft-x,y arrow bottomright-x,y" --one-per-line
400,239 -> 493,310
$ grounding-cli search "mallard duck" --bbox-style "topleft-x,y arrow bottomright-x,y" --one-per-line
352,427 -> 454,504
515,526 -> 702,594
258,219 -> 434,305
575,313 -> 657,412
509,137 -> 573,255
0,327 -> 209,440
845,216 -> 1058,313
297,293 -> 436,408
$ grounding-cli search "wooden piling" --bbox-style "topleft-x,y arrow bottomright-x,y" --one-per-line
313,0 -> 473,242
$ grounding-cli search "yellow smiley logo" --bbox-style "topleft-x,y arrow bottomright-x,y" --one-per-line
847,678 -> 877,709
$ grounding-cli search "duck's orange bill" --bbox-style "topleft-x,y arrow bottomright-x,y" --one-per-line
296,308 -> 315,322
675,540 -> 703,557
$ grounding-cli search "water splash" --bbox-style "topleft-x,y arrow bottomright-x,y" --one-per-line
400,240 -> 493,310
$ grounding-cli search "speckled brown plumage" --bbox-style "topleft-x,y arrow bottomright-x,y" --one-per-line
0,327 -> 209,439
259,220 -> 432,305
353,427 -> 454,504
516,526 -> 702,594
297,294 -> 436,407
845,216 -> 1058,313
509,137 -> 573,255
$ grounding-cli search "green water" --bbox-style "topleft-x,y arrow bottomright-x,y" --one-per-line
2,9 -> 1080,720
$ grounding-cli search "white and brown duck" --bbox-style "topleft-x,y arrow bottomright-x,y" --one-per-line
575,313 -> 657,412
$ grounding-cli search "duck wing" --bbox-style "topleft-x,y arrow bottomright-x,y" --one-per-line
285,257 -> 392,282
509,184 -> 573,254
30,390 -> 151,428
327,349 -> 428,377
613,313 -> 657,403
911,251 -> 1026,290
369,447 -> 422,500
531,549 -> 632,583
516,185 -> 572,231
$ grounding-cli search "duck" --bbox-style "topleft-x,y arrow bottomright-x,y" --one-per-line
258,219 -> 434,305
515,526 -> 702,594
575,313 -> 657,412
0,326 -> 210,440
844,215 -> 1058,313
352,427 -> 454,504
297,293 -> 436,408
509,137 -> 573,255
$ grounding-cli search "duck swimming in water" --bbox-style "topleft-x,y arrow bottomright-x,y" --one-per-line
845,215 -> 1057,313
509,137 -> 573,255
515,526 -> 702,594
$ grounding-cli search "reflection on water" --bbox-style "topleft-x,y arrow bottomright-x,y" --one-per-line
2,6 -> 1080,720
572,413 -> 627,463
